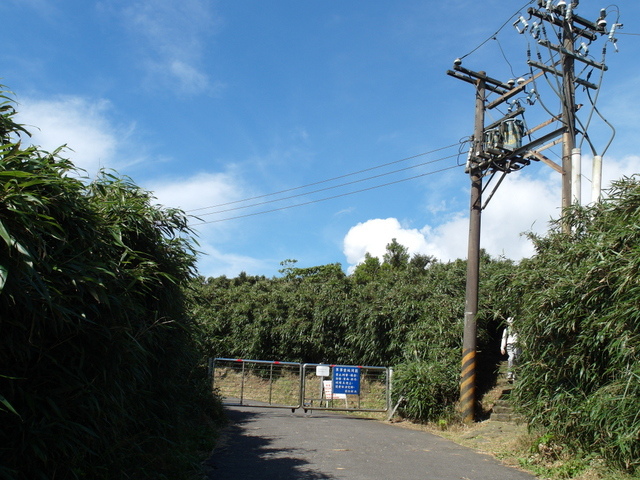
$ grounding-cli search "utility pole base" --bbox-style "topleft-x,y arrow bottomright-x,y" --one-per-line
460,348 -> 476,423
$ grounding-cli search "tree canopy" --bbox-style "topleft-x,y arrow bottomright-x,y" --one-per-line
187,240 -> 513,420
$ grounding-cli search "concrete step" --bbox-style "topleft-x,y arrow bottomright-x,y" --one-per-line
489,373 -> 523,423
491,412 -> 525,423
492,404 -> 513,414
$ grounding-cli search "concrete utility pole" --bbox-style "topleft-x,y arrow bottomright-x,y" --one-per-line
561,17 -> 577,227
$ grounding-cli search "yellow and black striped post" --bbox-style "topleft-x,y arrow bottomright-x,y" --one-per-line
460,346 -> 476,422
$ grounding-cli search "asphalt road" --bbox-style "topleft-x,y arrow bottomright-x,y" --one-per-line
204,405 -> 537,480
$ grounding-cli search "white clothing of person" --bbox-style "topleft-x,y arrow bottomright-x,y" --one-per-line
500,317 -> 521,380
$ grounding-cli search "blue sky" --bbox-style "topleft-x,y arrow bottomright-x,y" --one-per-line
3,0 -> 640,278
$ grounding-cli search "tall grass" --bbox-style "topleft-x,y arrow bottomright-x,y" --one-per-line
392,351 -> 460,422
0,89 -> 217,479
513,176 -> 640,472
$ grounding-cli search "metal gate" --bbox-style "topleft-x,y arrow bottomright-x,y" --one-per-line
211,358 -> 391,413
301,363 -> 390,413
211,358 -> 303,411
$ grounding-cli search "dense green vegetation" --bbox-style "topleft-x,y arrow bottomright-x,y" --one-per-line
513,177 -> 640,472
0,91 -> 221,479
187,240 -> 514,421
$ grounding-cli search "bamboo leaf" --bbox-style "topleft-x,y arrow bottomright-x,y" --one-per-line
0,264 -> 7,292
0,394 -> 19,417
0,220 -> 11,248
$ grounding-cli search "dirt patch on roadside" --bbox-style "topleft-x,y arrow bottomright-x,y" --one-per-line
392,418 -> 530,468
435,420 -> 530,467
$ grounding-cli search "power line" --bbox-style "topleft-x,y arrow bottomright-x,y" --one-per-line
191,164 -> 463,225
494,36 -> 517,78
195,151 -> 461,217
187,141 -> 466,212
459,0 -> 537,60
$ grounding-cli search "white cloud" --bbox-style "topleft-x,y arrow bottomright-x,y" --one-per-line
342,171 -> 560,271
342,154 -> 640,272
14,92 -> 263,279
195,243 -> 270,278
478,170 -> 560,258
169,60 -> 210,94
146,171 -> 244,212
419,214 -> 469,262
16,95 -> 138,177
145,171 -> 275,278
598,154 -> 640,188
343,218 -> 432,272
118,0 -> 220,95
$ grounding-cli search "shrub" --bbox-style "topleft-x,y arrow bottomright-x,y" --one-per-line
393,352 -> 459,422
513,176 -> 640,471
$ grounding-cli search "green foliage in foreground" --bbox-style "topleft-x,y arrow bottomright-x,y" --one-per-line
0,91 -> 220,479
513,176 -> 640,472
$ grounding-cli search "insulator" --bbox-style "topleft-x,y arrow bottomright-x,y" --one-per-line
513,16 -> 529,34
531,22 -> 541,40
577,42 -> 589,57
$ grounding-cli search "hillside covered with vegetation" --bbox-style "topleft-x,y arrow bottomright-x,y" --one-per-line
512,180 -> 640,472
187,242 -> 514,421
189,180 -> 640,474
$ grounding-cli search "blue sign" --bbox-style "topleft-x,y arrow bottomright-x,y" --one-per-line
332,366 -> 360,395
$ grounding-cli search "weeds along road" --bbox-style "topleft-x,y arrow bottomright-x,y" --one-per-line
204,405 -> 536,480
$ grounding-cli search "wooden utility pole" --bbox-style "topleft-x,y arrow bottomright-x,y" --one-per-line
448,62 -> 564,422
460,76 -> 485,423
528,2 -> 608,218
